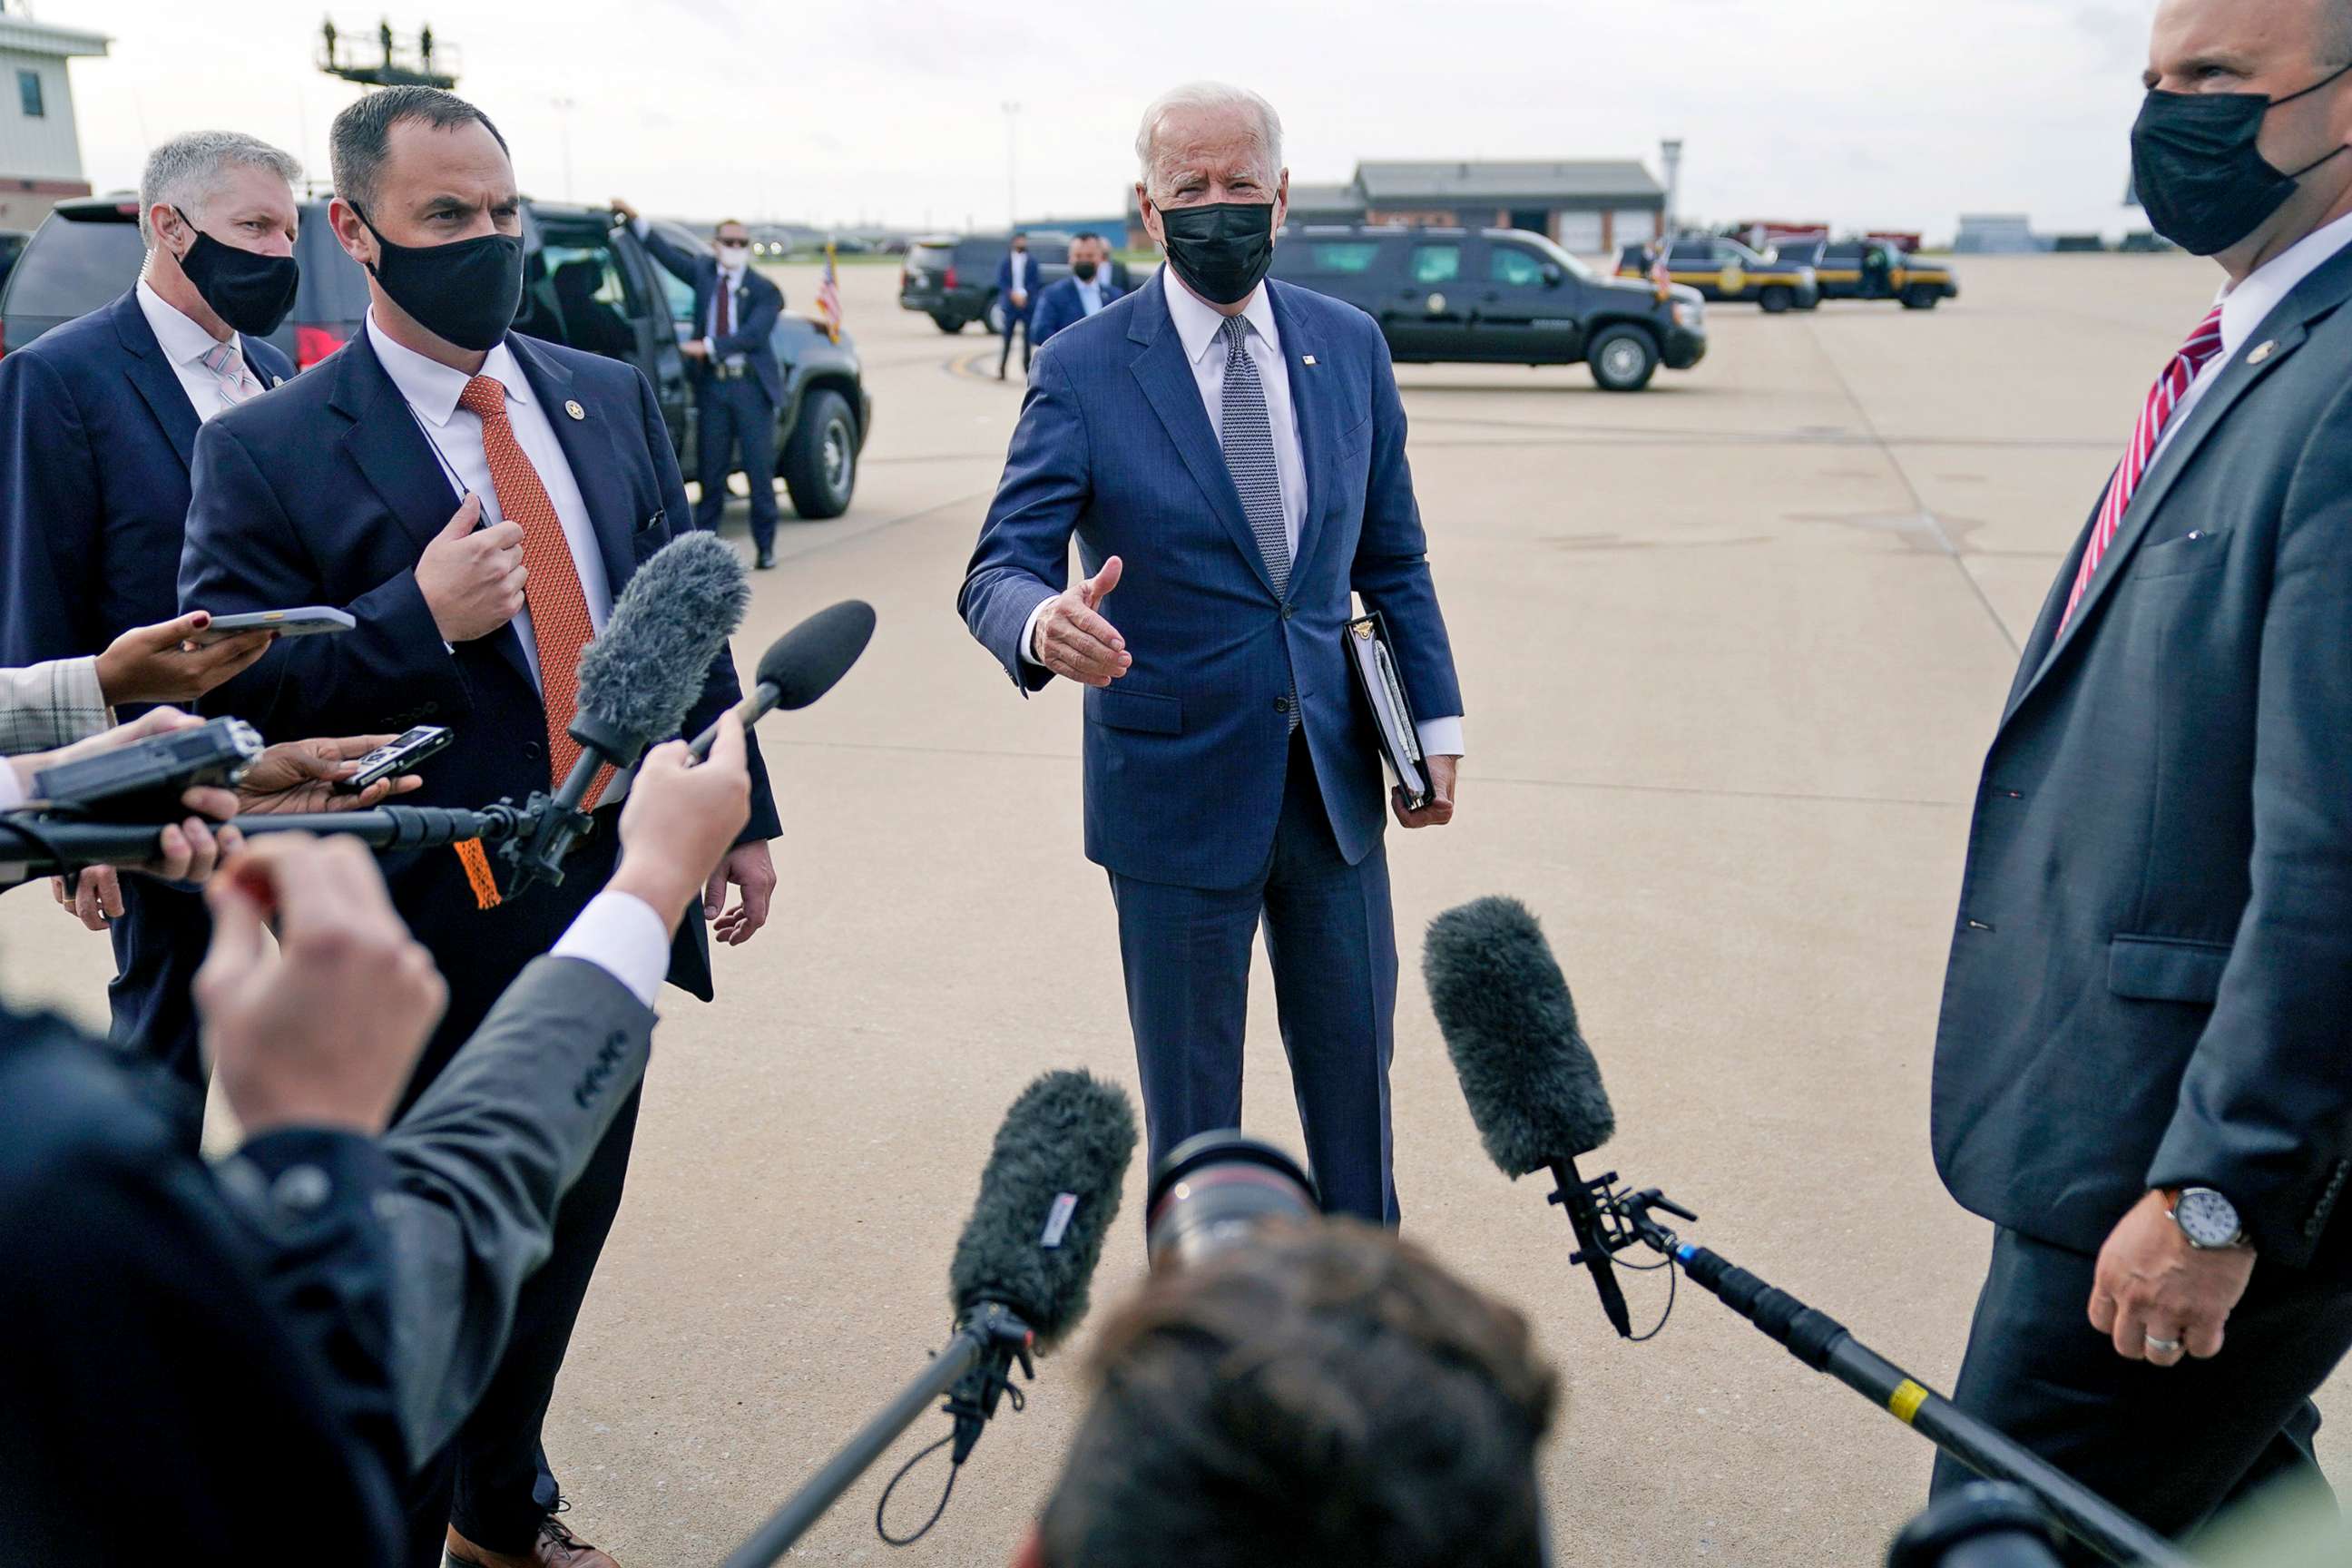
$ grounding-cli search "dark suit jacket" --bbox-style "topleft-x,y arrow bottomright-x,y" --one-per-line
958,274 -> 1461,891
176,328 -> 779,1020
0,289 -> 294,664
639,229 -> 785,405
1104,257 -> 1135,293
1934,242 -> 2352,1271
995,252 -> 1044,326
1028,275 -> 1123,347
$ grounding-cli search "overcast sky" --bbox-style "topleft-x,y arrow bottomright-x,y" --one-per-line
48,0 -> 2160,240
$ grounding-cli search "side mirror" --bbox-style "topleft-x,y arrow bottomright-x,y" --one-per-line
1542,263 -> 1563,287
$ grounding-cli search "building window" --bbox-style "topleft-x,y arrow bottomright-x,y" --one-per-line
18,70 -> 45,119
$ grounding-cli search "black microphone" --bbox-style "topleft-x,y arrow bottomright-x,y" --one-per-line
686,599 -> 876,760
0,801 -> 536,876
723,1069 -> 1136,1568
507,533 -> 749,894
1423,896 -> 1631,1336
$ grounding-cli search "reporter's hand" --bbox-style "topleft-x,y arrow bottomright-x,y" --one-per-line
607,714 -> 754,935
1394,754 -> 1459,829
610,196 -> 639,226
1032,556 -> 1131,687
236,735 -> 422,815
416,494 -> 526,642
195,835 -> 446,1136
94,612 -> 274,705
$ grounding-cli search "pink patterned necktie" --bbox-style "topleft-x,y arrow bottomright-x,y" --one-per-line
2060,305 -> 2226,630
199,340 -> 261,406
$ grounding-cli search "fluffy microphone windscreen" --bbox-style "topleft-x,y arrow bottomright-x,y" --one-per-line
573,533 -> 749,749
1424,896 -> 1616,1176
756,599 -> 876,710
948,1069 -> 1138,1349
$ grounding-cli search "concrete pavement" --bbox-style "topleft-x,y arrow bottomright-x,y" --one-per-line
5,251 -> 2328,1565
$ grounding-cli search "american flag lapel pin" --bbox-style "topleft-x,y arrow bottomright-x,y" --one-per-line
1301,354 -> 1318,367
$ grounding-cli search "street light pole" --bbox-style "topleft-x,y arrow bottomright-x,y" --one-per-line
1001,100 -> 1021,230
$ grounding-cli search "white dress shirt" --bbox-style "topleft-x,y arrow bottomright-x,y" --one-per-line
551,890 -> 671,1006
135,279 -> 257,423
1006,250 -> 1034,301
708,260 -> 750,368
1024,270 -> 1464,757
2155,208 -> 2352,465
1075,275 -> 1104,316
366,313 -> 615,691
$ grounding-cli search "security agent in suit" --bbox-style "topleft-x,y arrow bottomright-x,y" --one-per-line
959,83 -> 1463,1225
0,722 -> 755,1568
1030,233 -> 1125,348
1930,0 -> 2352,1544
996,230 -> 1042,379
0,129 -> 297,1092
613,202 -> 787,568
178,86 -> 780,1568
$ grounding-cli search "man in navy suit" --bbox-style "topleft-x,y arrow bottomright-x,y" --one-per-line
179,87 -> 780,1568
612,202 -> 788,569
996,230 -> 1042,379
959,82 -> 1463,1225
0,129 -> 299,1091
1029,233 -> 1123,348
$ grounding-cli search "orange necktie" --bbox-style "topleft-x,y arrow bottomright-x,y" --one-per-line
456,374 -> 604,802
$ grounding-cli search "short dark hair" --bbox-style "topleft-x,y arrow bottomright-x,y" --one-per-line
329,85 -> 508,215
1035,1222 -> 1558,1568
714,218 -> 747,235
1073,230 -> 1101,242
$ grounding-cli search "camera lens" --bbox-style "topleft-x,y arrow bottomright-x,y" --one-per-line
1144,1132 -> 1318,1271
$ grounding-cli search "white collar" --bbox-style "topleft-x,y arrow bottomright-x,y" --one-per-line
134,278 -> 237,368
1163,268 -> 1279,366
2216,208 -> 2352,356
717,261 -> 747,284
366,310 -> 531,427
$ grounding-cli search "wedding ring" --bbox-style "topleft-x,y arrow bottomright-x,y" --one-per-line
2143,1334 -> 2183,1356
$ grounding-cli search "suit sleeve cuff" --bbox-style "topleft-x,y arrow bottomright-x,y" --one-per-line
1417,715 -> 1465,758
550,890 -> 671,1009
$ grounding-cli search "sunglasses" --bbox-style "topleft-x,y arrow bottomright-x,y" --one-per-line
717,239 -> 750,250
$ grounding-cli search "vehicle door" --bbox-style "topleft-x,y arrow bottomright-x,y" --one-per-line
587,218 -> 695,463
1383,237 -> 1470,360
1470,238 -> 1583,362
1667,239 -> 1720,299
1862,243 -> 1897,298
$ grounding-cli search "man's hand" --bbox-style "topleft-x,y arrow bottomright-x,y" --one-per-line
1032,556 -> 1131,687
415,494 -> 526,643
606,714 -> 755,935
15,708 -> 242,925
1394,754 -> 1459,829
2087,1190 -> 2257,1367
94,611 -> 274,706
681,338 -> 710,361
50,812 -> 240,927
235,735 -> 424,815
195,836 -> 446,1137
610,197 -> 639,226
704,840 -> 775,946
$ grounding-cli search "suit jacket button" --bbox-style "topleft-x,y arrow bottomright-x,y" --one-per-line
523,740 -> 544,761
1273,697 -> 1293,714
1281,603 -> 1297,621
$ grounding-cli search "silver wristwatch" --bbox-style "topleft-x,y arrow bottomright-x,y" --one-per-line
2167,1186 -> 2249,1250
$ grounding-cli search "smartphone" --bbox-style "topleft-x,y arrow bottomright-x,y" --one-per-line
333,726 -> 453,794
191,607 -> 357,644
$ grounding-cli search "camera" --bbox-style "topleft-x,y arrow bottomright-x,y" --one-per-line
28,717 -> 263,822
1144,1131 -> 1319,1270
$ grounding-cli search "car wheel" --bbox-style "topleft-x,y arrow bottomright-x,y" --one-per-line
1902,285 -> 1941,310
985,298 -> 1006,336
1587,326 -> 1660,393
780,389 -> 857,520
1759,285 -> 1793,314
933,313 -> 966,334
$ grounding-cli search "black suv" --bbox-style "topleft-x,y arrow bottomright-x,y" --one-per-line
1776,239 -> 1959,309
1617,235 -> 1822,313
900,232 -> 1074,334
0,196 -> 870,519
1269,224 -> 1706,392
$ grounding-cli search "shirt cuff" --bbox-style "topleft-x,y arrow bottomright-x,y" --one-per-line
631,215 -> 650,239
1018,594 -> 1055,669
550,890 -> 670,1009
1417,716 -> 1465,759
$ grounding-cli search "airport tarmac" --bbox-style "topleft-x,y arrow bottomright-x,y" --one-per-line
4,250 -> 2322,1566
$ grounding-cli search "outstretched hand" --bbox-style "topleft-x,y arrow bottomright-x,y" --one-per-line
235,735 -> 425,815
1032,555 -> 1131,687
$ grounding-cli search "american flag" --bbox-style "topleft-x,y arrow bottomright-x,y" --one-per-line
816,240 -> 843,344
1649,236 -> 1672,299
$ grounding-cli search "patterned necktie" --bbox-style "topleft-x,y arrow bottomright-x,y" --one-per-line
1216,313 -> 1298,729
456,375 -> 604,801
716,273 -> 733,339
199,341 -> 261,407
2060,305 -> 2227,630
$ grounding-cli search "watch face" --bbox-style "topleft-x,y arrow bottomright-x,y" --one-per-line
2177,1188 -> 2240,1248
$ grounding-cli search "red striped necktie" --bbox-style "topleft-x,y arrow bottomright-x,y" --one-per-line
2060,304 -> 2227,630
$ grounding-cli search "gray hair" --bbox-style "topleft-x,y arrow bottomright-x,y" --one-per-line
329,85 -> 508,216
1132,82 -> 1283,197
137,131 -> 301,247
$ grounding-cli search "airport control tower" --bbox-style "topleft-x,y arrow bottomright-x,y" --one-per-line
316,16 -> 457,89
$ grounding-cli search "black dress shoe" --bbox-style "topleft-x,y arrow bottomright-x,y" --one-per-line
754,546 -> 777,570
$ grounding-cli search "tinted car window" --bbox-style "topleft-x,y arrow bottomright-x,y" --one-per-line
1670,242 -> 1713,265
6,210 -> 142,318
1489,245 -> 1548,287
528,225 -> 642,360
1300,240 -> 1381,274
1409,244 -> 1460,284
292,206 -> 371,321
907,243 -> 954,271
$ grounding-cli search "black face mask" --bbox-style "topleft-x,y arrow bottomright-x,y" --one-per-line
172,208 -> 299,337
2132,61 -> 2352,256
1157,201 -> 1276,305
1073,260 -> 1099,281
352,204 -> 524,352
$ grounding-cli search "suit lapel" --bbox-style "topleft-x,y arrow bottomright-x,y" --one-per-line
108,292 -> 201,470
1127,277 -> 1277,597
1268,281 -> 1328,583
505,334 -> 637,598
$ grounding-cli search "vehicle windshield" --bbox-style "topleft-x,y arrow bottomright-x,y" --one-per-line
4,208 -> 142,321
1498,230 -> 1593,281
